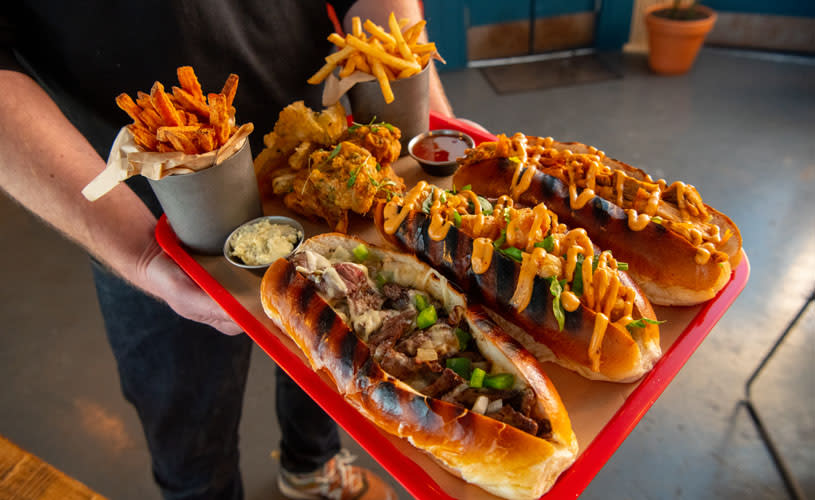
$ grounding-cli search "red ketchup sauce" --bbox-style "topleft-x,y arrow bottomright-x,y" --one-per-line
412,134 -> 470,163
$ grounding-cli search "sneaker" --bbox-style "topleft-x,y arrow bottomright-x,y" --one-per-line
277,449 -> 398,500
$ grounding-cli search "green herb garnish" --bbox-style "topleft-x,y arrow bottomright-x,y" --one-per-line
461,184 -> 472,191
346,168 -> 359,187
626,318 -> 666,331
327,143 -> 342,161
549,278 -> 566,332
617,262 -> 629,271
572,254 -> 585,296
499,246 -> 523,262
493,229 -> 507,250
452,211 -> 462,227
535,235 -> 555,253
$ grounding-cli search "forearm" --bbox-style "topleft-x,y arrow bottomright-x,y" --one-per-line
345,0 -> 454,117
0,70 -> 160,293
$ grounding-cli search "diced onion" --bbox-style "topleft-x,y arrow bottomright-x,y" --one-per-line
416,348 -> 438,362
486,399 -> 503,414
471,395 -> 489,415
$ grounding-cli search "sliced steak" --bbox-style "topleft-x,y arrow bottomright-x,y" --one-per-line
423,368 -> 465,399
487,405 -> 539,436
382,282 -> 412,310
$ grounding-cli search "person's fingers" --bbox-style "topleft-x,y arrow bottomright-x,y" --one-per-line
145,251 -> 243,336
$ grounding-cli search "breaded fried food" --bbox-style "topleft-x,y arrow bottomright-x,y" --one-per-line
342,122 -> 402,168
254,101 -> 346,197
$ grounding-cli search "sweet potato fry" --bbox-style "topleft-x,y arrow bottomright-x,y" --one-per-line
207,93 -> 231,146
221,73 -> 239,107
136,91 -> 153,111
128,123 -> 158,151
177,66 -> 205,103
194,127 -> 217,152
172,85 -> 210,118
150,81 -> 182,127
138,108 -> 163,132
156,142 -> 175,153
157,126 -> 199,154
115,93 -> 144,124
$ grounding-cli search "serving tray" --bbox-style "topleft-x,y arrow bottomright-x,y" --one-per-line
155,112 -> 750,499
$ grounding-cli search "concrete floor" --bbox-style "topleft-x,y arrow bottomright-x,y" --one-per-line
1,49 -> 813,499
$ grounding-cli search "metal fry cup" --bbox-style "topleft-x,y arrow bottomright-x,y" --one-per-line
347,63 -> 430,154
148,140 -> 262,255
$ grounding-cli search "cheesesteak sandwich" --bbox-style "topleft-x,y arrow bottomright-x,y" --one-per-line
374,182 -> 662,382
453,133 -> 743,306
260,234 -> 578,500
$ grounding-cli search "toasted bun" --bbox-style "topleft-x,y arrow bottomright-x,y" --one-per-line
373,207 -> 662,382
453,155 -> 739,306
260,233 -> 578,500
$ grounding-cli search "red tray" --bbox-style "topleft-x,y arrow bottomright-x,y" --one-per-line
156,112 -> 750,499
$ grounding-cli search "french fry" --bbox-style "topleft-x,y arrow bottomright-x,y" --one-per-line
207,93 -> 231,146
150,81 -> 183,127
354,52 -> 371,73
363,20 -> 396,47
136,91 -> 153,111
172,86 -> 210,118
389,12 -> 415,63
325,44 -> 355,65
345,35 -> 421,73
339,56 -> 357,78
351,16 -> 363,37
328,32 -> 346,47
221,73 -> 239,107
156,142 -> 176,153
115,93 -> 144,124
411,42 -> 438,54
177,66 -> 205,103
369,54 -> 394,104
308,61 -> 338,85
403,20 -> 426,45
194,127 -> 217,152
398,18 -> 410,29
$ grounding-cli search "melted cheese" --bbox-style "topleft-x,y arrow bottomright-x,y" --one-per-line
471,237 -> 493,274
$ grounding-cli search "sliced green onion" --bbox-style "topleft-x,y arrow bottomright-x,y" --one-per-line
446,357 -> 471,378
484,373 -> 514,390
352,243 -> 369,261
346,168 -> 359,187
454,328 -> 471,350
470,368 -> 486,388
651,216 -> 663,224
549,278 -> 566,332
383,123 -> 395,132
534,235 -> 555,253
626,318 -> 666,331
499,246 -> 523,262
416,306 -> 437,329
452,211 -> 462,227
617,261 -> 629,271
493,229 -> 507,250
327,143 -> 342,160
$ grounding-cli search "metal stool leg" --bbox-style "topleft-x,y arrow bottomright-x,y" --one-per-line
741,288 -> 814,500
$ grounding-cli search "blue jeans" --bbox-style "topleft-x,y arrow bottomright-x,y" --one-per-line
91,260 -> 340,500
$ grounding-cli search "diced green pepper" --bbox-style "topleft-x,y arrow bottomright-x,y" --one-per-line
375,273 -> 387,288
454,328 -> 471,350
484,373 -> 514,390
446,357 -> 471,378
414,293 -> 430,311
416,305 -> 437,329
352,243 -> 369,261
470,368 -> 486,388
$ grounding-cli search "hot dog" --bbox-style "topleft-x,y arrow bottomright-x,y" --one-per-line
260,233 -> 578,500
373,182 -> 662,383
452,133 -> 743,306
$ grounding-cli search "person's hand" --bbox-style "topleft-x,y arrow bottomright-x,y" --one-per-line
140,241 -> 243,336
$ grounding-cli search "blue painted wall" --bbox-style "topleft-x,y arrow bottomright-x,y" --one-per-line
702,1 -> 815,17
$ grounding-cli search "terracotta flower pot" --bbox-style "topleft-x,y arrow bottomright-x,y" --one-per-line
645,4 -> 717,75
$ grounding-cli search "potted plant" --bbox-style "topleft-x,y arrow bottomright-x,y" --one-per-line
645,1 -> 717,75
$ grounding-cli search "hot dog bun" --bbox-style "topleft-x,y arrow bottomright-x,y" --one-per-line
260,233 -> 578,500
453,133 -> 742,306
374,182 -> 662,383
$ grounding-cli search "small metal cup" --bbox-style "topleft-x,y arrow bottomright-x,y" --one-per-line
347,64 -> 430,154
148,140 -> 262,255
